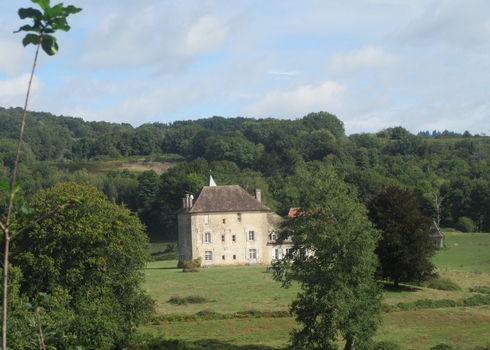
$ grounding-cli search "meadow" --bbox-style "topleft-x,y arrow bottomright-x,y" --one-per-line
140,232 -> 490,349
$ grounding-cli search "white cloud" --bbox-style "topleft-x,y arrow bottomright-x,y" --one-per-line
0,74 -> 42,107
329,46 -> 398,74
177,15 -> 229,56
245,81 -> 347,119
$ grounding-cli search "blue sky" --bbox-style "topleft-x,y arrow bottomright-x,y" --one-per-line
0,0 -> 489,135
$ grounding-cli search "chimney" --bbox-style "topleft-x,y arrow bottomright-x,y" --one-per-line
255,189 -> 262,203
182,197 -> 186,209
184,193 -> 189,209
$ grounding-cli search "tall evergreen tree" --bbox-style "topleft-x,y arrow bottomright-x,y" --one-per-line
367,185 -> 437,286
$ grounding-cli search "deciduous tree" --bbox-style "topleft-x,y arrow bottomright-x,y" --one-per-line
273,162 -> 381,350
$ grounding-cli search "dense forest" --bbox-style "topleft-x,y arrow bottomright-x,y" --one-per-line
1,106 -> 489,240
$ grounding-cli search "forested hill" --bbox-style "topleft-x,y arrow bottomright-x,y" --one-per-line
1,106 -> 490,240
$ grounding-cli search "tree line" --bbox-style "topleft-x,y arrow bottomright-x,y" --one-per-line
1,108 -> 490,239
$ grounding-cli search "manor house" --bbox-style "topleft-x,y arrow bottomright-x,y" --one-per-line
176,176 -> 291,266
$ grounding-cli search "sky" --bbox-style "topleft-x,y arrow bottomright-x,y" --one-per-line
0,0 -> 489,135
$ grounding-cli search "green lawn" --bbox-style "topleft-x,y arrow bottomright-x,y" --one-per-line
140,232 -> 490,349
144,261 -> 299,315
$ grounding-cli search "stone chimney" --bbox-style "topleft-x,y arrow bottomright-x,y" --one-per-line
255,189 -> 262,203
184,193 -> 189,209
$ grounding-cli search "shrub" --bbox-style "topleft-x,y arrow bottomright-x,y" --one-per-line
469,286 -> 490,294
426,278 -> 461,291
455,217 -> 475,232
168,295 -> 207,305
430,344 -> 453,350
374,341 -> 403,350
182,258 -> 201,272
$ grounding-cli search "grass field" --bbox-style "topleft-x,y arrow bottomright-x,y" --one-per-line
140,232 -> 490,349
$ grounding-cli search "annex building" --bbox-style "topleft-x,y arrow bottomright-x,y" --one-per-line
176,176 -> 291,266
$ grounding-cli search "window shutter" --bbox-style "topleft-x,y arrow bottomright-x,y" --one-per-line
245,248 -> 248,259
246,232 -> 249,241
257,249 -> 260,258
210,233 -> 213,243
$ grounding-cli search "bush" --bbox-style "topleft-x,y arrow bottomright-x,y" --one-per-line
374,341 -> 403,350
469,286 -> 490,294
182,258 -> 201,272
426,278 -> 461,291
168,295 -> 207,305
430,344 -> 453,350
455,216 -> 475,233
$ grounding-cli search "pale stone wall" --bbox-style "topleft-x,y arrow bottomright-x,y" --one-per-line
189,211 -> 271,266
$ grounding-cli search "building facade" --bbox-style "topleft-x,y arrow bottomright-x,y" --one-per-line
176,177 -> 290,266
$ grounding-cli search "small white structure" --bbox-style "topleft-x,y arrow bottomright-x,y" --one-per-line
176,177 -> 291,266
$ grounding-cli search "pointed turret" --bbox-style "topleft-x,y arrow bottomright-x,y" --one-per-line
208,175 -> 217,186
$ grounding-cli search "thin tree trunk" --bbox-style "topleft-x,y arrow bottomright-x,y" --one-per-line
1,38 -> 42,350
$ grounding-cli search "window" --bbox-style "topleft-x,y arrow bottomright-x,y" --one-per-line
205,251 -> 212,261
237,213 -> 242,223
222,255 -> 225,260
204,215 -> 209,225
233,254 -> 236,260
221,235 -> 225,242
248,231 -> 256,241
222,218 -> 226,224
232,235 -> 236,242
270,231 -> 277,241
204,232 -> 212,243
249,249 -> 257,259
275,249 -> 280,259
285,249 -> 290,257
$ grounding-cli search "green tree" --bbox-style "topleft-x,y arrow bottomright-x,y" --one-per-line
273,163 -> 381,350
366,185 -> 437,286
12,182 -> 154,349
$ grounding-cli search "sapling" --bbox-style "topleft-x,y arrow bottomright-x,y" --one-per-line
0,1 -> 81,349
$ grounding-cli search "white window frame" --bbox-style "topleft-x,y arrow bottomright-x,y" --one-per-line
237,213 -> 242,223
249,249 -> 257,260
204,232 -> 212,243
205,251 -> 212,261
204,215 -> 209,225
248,231 -> 256,241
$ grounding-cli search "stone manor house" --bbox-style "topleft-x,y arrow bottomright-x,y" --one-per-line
176,176 -> 291,266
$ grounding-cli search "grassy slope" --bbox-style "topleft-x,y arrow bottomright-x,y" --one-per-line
141,232 -> 490,349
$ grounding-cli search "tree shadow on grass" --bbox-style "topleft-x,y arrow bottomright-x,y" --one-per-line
379,281 -> 422,293
145,266 -> 180,270
191,339 -> 281,350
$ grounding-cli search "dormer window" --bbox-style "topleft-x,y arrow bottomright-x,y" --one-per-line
270,231 -> 277,241
237,213 -> 242,223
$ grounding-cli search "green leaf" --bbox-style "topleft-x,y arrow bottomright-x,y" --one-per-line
63,5 -> 82,15
22,33 -> 41,46
13,181 -> 23,193
45,3 -> 63,18
12,194 -> 21,202
41,35 -> 58,56
0,182 -> 9,192
18,7 -> 43,20
36,293 -> 49,304
21,206 -> 34,215
51,18 -> 70,32
14,24 -> 41,33
31,0 -> 51,11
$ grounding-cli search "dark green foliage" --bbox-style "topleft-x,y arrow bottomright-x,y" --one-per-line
182,259 -> 202,272
151,310 -> 291,324
12,182 -> 155,349
367,185 -> 437,286
430,344 -> 453,350
273,162 -> 382,350
168,295 -> 207,305
425,277 -> 461,291
373,341 -> 403,350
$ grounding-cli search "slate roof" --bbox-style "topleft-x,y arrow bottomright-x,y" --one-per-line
178,185 -> 270,214
431,222 -> 444,238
